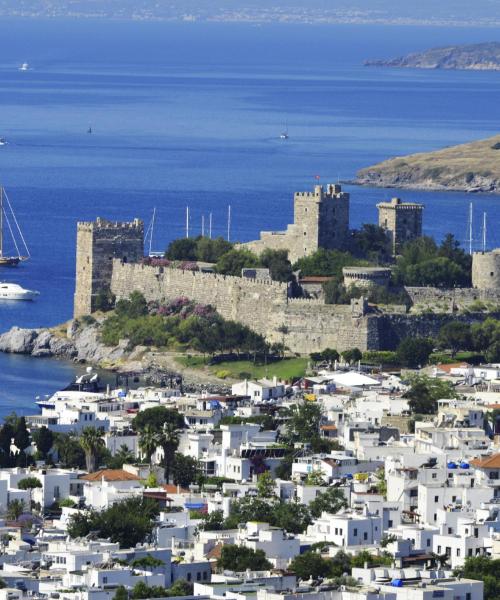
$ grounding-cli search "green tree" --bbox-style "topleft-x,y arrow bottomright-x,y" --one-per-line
350,224 -> 391,262
18,476 -> 42,511
195,236 -> 233,263
454,556 -> 500,600
113,586 -> 128,600
168,580 -> 193,597
224,497 -> 273,529
437,322 -> 473,357
6,499 -> 24,521
404,375 -> 458,415
79,427 -> 105,473
67,497 -> 159,548
294,248 -> 367,278
115,291 -> 148,319
14,417 -> 30,452
53,433 -> 86,468
199,509 -> 225,531
289,551 -> 333,580
257,471 -> 275,498
107,444 -> 135,469
32,426 -> 54,458
396,337 -> 434,368
272,501 -> 312,534
215,248 -> 260,276
218,545 -> 272,572
341,348 -> 362,365
139,425 -> 161,465
130,554 -> 165,569
260,249 -> 293,282
285,402 -> 322,444
309,487 -> 348,518
171,453 -> 200,488
166,238 -> 197,261
133,407 -> 184,434
159,422 -> 180,483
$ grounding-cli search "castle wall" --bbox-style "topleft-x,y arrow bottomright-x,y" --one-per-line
110,262 -> 379,354
472,250 -> 500,290
377,312 -> 500,350
405,286 -> 500,311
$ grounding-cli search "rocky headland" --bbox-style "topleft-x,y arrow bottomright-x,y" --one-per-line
365,42 -> 500,71
356,134 -> 500,193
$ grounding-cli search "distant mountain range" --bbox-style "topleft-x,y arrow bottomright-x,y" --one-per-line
366,42 -> 500,71
2,0 -> 500,25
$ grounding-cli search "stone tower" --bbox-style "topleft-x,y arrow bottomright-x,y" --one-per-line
472,249 -> 500,289
243,183 -> 350,264
292,184 -> 350,260
74,217 -> 144,318
377,197 -> 424,254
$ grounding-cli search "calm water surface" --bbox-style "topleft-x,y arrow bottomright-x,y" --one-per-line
0,19 -> 500,416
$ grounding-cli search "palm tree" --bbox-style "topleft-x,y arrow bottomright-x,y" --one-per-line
139,425 -> 161,465
6,499 -> 24,521
113,444 -> 135,468
159,422 -> 180,483
79,427 -> 105,473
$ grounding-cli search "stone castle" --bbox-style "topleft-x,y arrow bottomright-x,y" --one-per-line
73,184 -> 500,354
243,184 -> 350,263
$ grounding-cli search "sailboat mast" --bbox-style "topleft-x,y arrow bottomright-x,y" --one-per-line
149,207 -> 156,256
468,202 -> 473,255
482,212 -> 487,253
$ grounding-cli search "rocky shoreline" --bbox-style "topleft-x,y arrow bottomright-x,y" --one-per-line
0,322 -> 231,393
354,172 -> 500,194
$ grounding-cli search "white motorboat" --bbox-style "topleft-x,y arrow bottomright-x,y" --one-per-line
19,63 -> 29,71
0,282 -> 39,301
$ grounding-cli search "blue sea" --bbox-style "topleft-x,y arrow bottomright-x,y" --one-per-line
0,18 -> 500,416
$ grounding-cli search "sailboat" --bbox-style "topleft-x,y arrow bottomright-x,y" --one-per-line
0,188 -> 30,267
280,122 -> 289,140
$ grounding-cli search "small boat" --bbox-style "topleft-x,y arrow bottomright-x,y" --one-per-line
87,125 -> 92,134
0,187 -> 31,267
0,282 -> 39,301
280,122 -> 289,140
0,139 -> 7,146
19,63 -> 29,72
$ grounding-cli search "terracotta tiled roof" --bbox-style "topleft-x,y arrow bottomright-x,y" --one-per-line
320,425 -> 338,431
162,484 -> 190,494
436,362 -> 469,373
207,543 -> 223,560
470,454 -> 500,469
80,469 -> 141,482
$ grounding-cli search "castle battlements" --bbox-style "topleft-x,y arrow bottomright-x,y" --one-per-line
77,217 -> 143,232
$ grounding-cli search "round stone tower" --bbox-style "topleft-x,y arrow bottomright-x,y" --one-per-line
472,249 -> 500,289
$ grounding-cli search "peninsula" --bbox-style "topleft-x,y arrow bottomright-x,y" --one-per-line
365,41 -> 500,71
356,134 -> 500,193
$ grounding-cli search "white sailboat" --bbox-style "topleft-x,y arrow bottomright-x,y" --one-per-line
19,63 -> 29,72
280,122 -> 289,140
0,188 -> 31,267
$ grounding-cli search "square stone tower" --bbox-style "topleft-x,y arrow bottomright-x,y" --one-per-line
377,197 -> 424,255
74,217 -> 144,318
291,183 -> 350,261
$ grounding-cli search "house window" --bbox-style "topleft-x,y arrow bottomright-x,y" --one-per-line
467,593 -> 471,600
434,514 -> 437,521
187,574 -> 192,582
434,495 -> 439,503
438,546 -> 442,554
363,532 -> 368,541
103,577 -> 108,584
457,549 -> 461,557
432,473 -> 437,479
197,573 -> 201,581
388,520 -> 393,528
427,539 -> 431,547
203,572 -> 208,581
448,527 -> 452,534
353,528 -> 358,536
